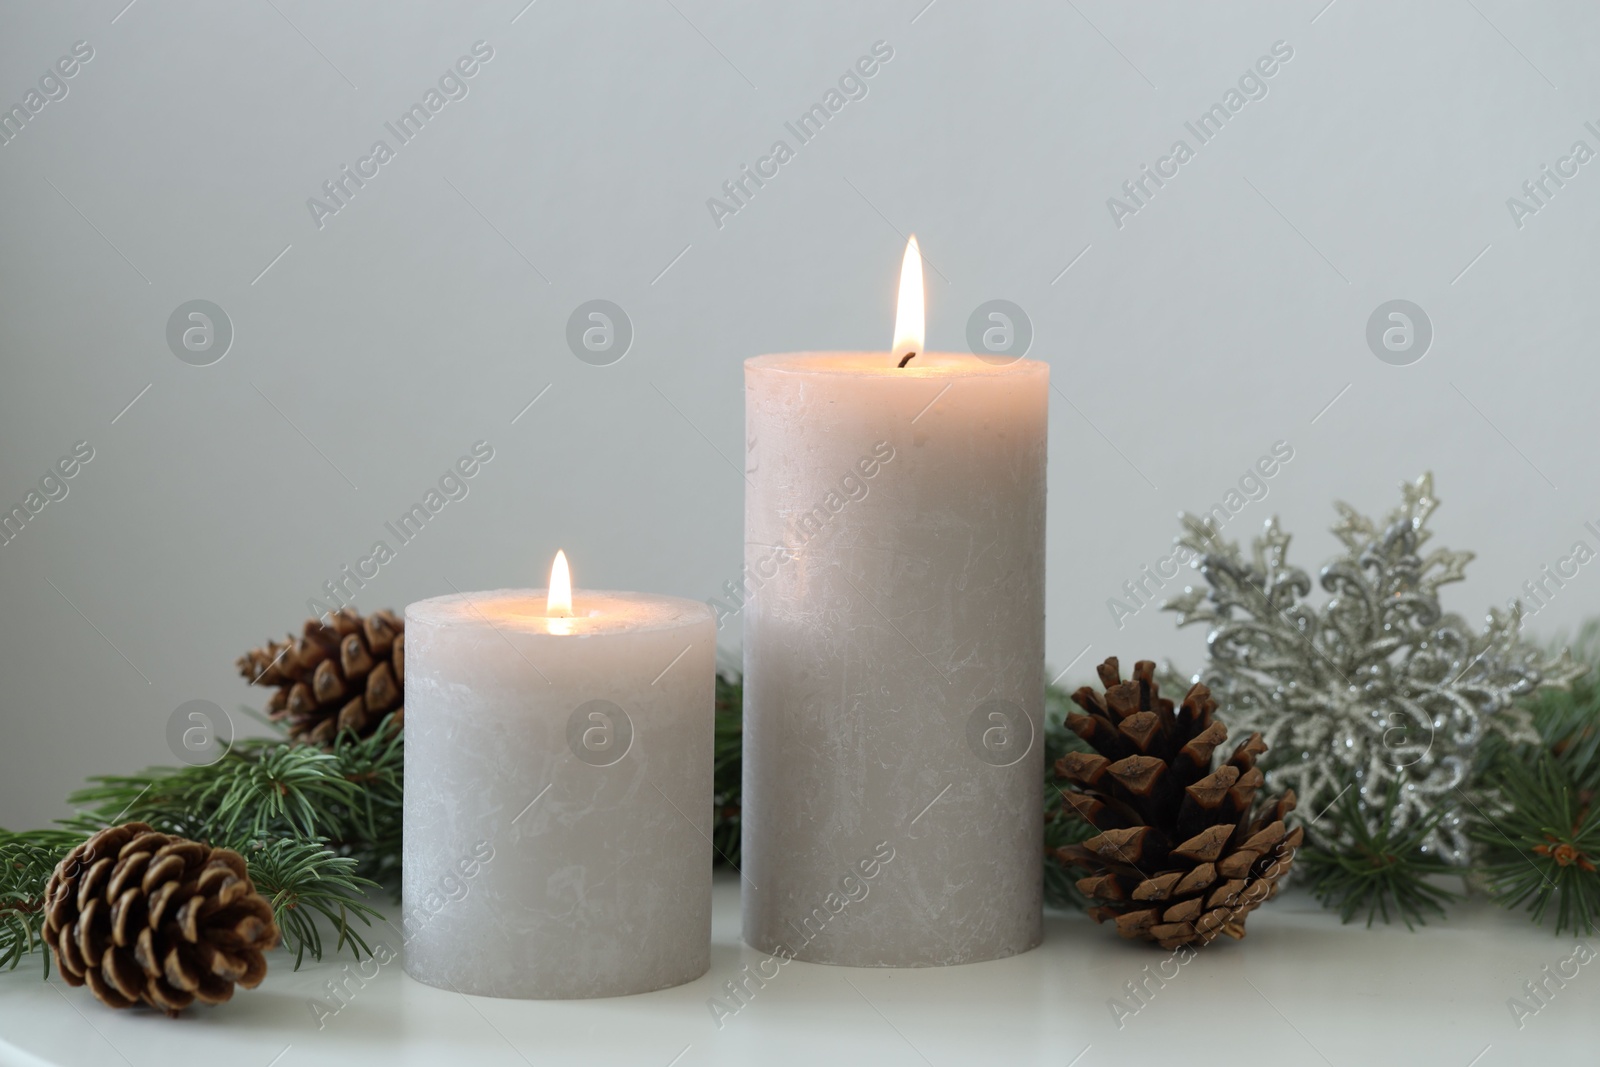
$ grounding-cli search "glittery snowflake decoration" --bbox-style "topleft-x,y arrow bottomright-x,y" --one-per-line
1164,473 -> 1582,864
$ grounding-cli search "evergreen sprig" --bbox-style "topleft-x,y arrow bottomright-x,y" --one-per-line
0,827 -> 384,975
0,718 -> 408,975
66,744 -> 355,841
1300,782 -> 1460,928
1469,624 -> 1600,935
1470,748 -> 1599,936
235,836 -> 385,968
326,723 -> 406,886
712,671 -> 743,868
1524,622 -> 1600,785
0,829 -> 82,976
64,719 -> 404,851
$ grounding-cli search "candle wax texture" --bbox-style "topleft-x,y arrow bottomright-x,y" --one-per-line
742,352 -> 1048,966
403,589 -> 715,998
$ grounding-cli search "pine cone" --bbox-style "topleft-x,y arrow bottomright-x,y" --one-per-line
1053,657 -> 1302,949
237,607 -> 404,747
42,823 -> 280,1015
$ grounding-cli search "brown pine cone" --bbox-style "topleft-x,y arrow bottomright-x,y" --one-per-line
42,823 -> 280,1015
237,607 -> 404,747
1053,657 -> 1302,949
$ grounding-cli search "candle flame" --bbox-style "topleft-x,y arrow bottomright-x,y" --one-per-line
547,550 -> 572,617
891,235 -> 924,368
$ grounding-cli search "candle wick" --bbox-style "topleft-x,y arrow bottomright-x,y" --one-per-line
897,351 -> 917,368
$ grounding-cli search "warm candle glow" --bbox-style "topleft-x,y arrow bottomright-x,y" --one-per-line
891,234 -> 924,368
548,550 -> 572,617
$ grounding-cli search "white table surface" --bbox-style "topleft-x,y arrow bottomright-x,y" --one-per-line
2,871 -> 1595,1067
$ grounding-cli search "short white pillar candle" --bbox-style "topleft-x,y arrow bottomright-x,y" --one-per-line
402,559 -> 715,998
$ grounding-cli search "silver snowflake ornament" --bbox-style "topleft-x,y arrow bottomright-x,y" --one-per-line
1164,473 -> 1582,863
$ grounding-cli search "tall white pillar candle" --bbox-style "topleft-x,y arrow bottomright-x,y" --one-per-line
740,236 -> 1047,966
741,349 -> 1049,966
403,578 -> 715,998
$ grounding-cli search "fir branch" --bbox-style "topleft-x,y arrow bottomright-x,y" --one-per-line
1470,746 -> 1600,936
230,836 -> 385,969
0,830 -> 84,976
712,671 -> 743,868
31,718 -> 408,972
1469,623 -> 1599,935
64,720 -> 404,860
325,722 -> 405,886
0,827 -> 382,975
66,739 -> 276,838
1301,782 -> 1460,928
1525,621 -> 1600,784
216,745 -> 361,838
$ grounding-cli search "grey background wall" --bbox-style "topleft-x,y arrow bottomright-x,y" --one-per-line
3,0 -> 1597,831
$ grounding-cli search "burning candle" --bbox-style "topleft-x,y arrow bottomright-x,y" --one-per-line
741,237 -> 1048,966
402,552 -> 715,998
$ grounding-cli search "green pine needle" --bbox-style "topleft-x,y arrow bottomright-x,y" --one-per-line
1469,624 -> 1600,936
1301,782 -> 1460,929
1526,623 -> 1600,791
232,836 -> 385,969
63,717 -> 404,855
0,716 -> 411,974
326,724 -> 406,886
1470,747 -> 1600,936
68,742 -> 353,841
0,829 -> 84,976
1,827 -> 385,975
712,671 -> 743,869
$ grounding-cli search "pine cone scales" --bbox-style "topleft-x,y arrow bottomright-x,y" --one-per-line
42,823 -> 280,1015
1054,657 -> 1302,949
238,607 -> 404,747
